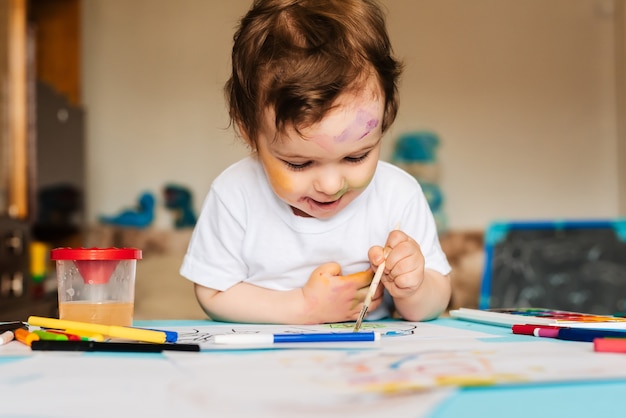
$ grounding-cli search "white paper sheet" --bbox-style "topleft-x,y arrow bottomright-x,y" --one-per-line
3,320 -> 626,418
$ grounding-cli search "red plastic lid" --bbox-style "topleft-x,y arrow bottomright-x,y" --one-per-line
50,247 -> 142,261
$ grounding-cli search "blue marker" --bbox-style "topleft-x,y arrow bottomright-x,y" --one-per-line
557,328 -> 626,342
140,327 -> 178,343
213,332 -> 380,345
384,329 -> 415,337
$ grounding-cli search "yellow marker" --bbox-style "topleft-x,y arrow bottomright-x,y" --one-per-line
27,316 -> 166,344
14,328 -> 40,346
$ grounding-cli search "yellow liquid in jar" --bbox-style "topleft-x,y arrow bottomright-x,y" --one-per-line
59,301 -> 134,327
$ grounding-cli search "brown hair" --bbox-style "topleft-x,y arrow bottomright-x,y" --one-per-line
225,0 -> 403,148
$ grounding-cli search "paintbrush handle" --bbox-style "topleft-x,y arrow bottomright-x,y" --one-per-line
353,260 -> 386,331
363,260 -> 385,306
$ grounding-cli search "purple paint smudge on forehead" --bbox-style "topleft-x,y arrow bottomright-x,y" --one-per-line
334,110 -> 380,143
358,118 -> 380,140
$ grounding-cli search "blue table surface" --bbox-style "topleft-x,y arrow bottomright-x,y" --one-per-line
133,318 -> 626,418
428,319 -> 626,418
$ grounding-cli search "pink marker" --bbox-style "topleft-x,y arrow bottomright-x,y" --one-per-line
534,328 -> 561,338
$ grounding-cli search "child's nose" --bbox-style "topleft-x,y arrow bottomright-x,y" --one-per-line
313,169 -> 346,197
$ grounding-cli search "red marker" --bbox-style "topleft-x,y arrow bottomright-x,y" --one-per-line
594,338 -> 626,353
44,330 -> 83,341
512,324 -> 563,338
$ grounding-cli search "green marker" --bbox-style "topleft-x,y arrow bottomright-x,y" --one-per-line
33,330 -> 69,341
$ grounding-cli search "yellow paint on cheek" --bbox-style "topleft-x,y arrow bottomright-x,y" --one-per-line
260,152 -> 293,195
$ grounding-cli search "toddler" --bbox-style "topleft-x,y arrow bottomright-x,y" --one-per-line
180,0 -> 452,324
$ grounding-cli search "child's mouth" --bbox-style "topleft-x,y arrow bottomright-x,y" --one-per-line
315,199 -> 337,206
307,196 -> 342,212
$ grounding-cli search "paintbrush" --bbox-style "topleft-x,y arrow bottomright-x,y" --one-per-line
353,261 -> 386,332
353,223 -> 400,332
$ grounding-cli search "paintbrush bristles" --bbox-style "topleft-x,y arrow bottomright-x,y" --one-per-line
353,306 -> 367,332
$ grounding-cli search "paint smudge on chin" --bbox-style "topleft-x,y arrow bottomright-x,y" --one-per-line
335,110 -> 380,143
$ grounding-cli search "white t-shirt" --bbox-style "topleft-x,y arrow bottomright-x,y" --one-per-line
180,156 -> 451,318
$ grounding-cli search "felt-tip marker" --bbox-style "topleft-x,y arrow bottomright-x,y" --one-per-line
30,340 -> 200,353
512,324 -> 563,338
63,329 -> 105,342
213,332 -> 380,345
556,328 -> 626,342
27,316 -> 166,344
43,330 -> 84,341
139,327 -> 178,343
33,330 -> 69,341
14,328 -> 40,346
594,338 -> 626,353
0,321 -> 24,334
0,330 -> 15,346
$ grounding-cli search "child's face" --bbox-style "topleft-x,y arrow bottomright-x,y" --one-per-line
256,82 -> 384,219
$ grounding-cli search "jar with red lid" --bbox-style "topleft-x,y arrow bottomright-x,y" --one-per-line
51,247 -> 142,326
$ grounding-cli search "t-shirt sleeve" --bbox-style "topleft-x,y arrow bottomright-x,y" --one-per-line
399,186 -> 452,276
179,186 -> 248,291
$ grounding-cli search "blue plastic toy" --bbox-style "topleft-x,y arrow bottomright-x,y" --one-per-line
392,131 -> 440,164
392,130 -> 447,232
99,192 -> 155,228
164,184 -> 197,228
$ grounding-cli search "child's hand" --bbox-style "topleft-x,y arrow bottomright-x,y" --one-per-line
368,229 -> 425,300
302,263 -> 381,324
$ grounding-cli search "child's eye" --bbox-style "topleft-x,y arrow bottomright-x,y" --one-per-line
345,152 -> 370,164
283,160 -> 312,171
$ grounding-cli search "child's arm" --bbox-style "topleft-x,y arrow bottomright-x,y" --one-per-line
391,269 -> 451,321
194,264 -> 382,324
368,230 -> 452,321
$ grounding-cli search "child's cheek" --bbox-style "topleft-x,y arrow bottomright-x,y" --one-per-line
262,155 -> 294,196
349,168 -> 376,192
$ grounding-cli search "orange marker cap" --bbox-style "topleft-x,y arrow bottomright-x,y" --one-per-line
14,328 -> 40,346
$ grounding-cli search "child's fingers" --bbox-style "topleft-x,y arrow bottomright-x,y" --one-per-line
316,262 -> 343,277
384,229 -> 409,248
390,273 -> 420,291
343,269 -> 374,288
353,286 -> 370,302
368,246 -> 388,270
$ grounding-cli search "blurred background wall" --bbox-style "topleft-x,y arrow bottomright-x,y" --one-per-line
81,0 -> 625,231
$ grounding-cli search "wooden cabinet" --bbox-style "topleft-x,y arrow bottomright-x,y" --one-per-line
29,0 -> 81,106
29,0 -> 84,243
0,0 -> 28,220
0,0 -> 82,320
